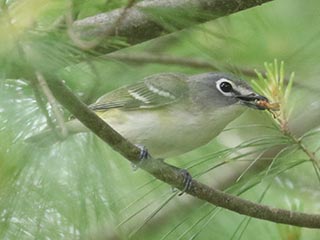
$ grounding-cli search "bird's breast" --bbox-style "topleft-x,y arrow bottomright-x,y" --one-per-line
99,105 -> 245,158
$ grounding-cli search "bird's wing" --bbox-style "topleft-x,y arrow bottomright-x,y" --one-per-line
89,73 -> 189,111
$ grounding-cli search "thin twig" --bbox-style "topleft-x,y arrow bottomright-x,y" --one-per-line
105,52 -> 219,69
104,52 -> 259,77
104,52 -> 318,93
35,72 -> 68,138
31,83 -> 57,132
285,130 -> 320,180
275,101 -> 320,180
45,76 -> 320,229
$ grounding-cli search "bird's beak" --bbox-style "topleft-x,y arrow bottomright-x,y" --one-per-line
236,93 -> 269,110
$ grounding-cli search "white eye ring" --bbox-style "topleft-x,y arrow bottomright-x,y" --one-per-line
216,79 -> 235,96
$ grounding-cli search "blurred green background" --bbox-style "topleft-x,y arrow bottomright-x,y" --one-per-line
1,0 -> 320,239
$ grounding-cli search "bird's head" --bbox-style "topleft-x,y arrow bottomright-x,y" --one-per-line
189,72 -> 269,110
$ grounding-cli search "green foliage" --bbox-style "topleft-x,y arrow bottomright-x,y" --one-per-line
1,0 -> 320,239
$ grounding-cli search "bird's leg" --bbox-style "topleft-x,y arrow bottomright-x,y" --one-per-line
133,144 -> 193,195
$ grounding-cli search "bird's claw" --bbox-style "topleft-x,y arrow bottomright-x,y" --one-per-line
132,145 -> 193,196
137,144 -> 150,161
172,169 -> 192,196
131,144 -> 150,171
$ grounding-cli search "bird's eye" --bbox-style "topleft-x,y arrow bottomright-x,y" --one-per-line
219,81 -> 233,93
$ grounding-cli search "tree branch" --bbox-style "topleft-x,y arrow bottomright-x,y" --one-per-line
72,0 -> 274,52
105,52 -> 319,93
45,76 -> 320,229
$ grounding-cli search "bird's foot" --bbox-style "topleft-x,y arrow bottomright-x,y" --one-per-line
179,169 -> 193,195
131,145 -> 193,196
131,144 -> 150,171
171,168 -> 193,196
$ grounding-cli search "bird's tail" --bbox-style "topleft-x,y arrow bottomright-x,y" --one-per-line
25,119 -> 88,147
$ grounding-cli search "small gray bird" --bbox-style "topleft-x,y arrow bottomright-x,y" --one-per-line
28,72 -> 268,158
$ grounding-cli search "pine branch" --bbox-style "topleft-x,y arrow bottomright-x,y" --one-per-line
72,0 -> 274,52
45,76 -> 320,229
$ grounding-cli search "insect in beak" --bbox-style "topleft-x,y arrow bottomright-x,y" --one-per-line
236,93 -> 270,110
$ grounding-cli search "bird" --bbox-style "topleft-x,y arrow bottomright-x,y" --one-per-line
27,72 -> 268,159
